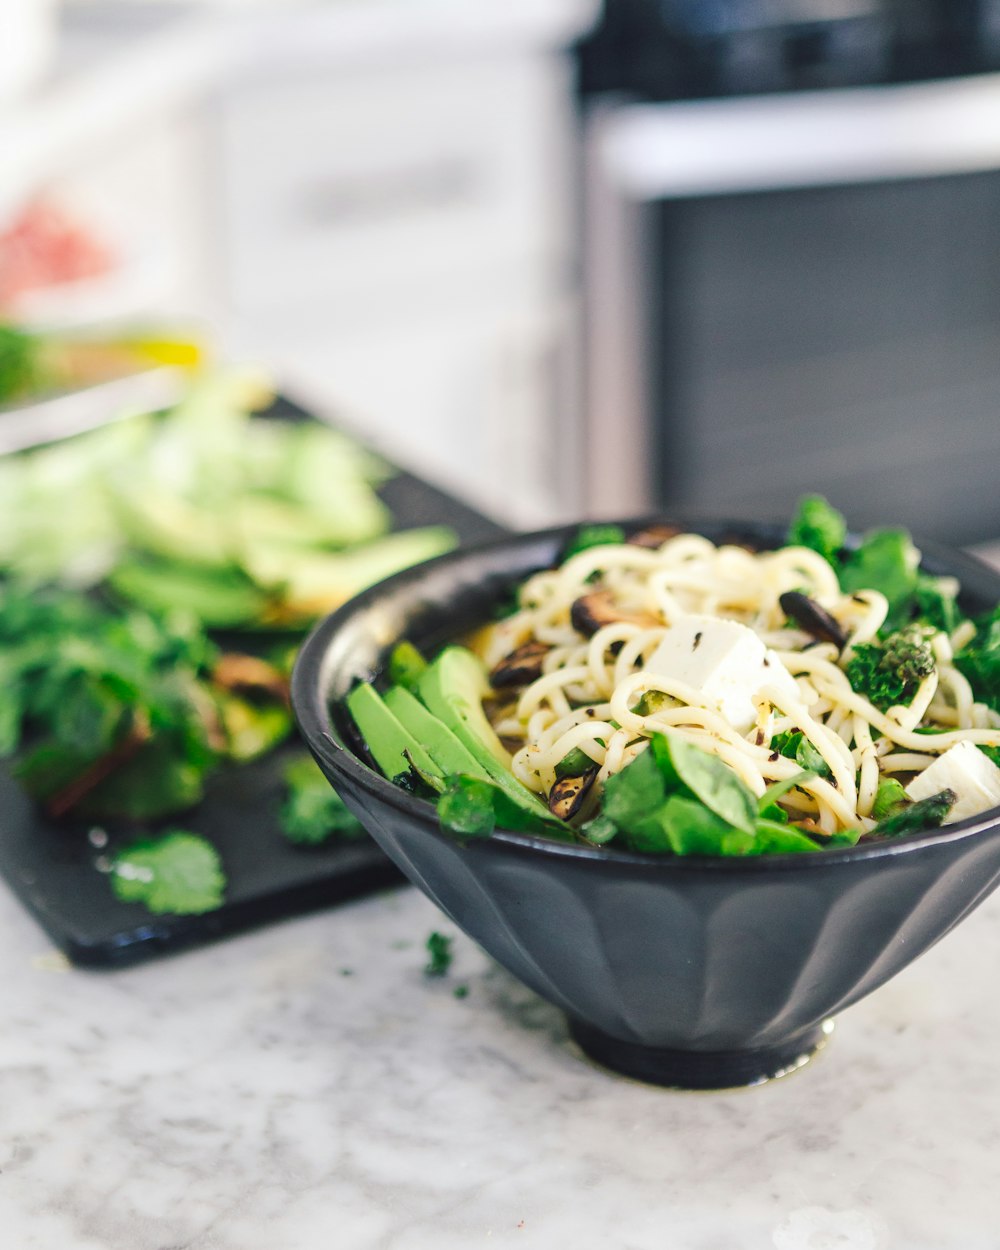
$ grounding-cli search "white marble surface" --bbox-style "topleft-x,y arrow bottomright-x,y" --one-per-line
4,872 -> 1000,1250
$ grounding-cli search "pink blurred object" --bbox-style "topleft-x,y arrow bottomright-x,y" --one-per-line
0,200 -> 116,310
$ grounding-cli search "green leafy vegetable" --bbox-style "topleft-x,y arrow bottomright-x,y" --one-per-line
954,606 -> 1000,713
280,754 -> 365,845
562,524 -> 627,561
845,626 -> 936,712
914,574 -> 962,634
436,774 -> 566,839
595,735 -> 823,857
871,777 -> 908,820
425,931 -> 453,977
109,831 -> 225,915
787,495 -> 846,565
770,730 -> 831,778
839,529 -> 920,630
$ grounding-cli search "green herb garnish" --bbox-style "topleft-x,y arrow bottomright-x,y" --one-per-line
425,931 -> 453,977
280,754 -> 366,845
109,830 -> 225,915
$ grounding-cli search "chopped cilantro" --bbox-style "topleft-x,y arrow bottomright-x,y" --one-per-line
425,931 -> 453,977
109,830 -> 225,915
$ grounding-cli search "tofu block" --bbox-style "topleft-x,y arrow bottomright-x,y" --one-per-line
642,614 -> 799,734
905,740 -> 1000,823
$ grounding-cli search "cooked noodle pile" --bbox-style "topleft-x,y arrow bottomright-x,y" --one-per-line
479,535 -> 1000,835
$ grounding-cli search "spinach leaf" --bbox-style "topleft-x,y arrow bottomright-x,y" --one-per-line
839,529 -> 919,631
602,747 -> 666,830
787,495 -> 846,565
656,734 -> 757,833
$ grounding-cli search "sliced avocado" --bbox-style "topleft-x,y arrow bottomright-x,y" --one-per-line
418,646 -> 510,766
384,686 -> 483,777
416,647 -> 558,827
345,683 -> 441,784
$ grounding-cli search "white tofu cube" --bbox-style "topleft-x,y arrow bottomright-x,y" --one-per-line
904,741 -> 1000,823
642,614 -> 799,734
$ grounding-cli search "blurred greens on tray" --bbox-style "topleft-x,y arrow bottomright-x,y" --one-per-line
0,321 -> 203,408
0,368 -> 454,912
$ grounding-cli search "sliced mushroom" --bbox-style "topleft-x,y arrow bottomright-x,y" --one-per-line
489,640 -> 551,689
778,591 -> 847,650
570,590 -> 658,638
547,767 -> 598,821
213,653 -> 289,701
627,524 -> 680,549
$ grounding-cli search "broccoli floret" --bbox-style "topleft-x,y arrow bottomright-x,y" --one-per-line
787,495 -> 846,566
845,626 -> 936,712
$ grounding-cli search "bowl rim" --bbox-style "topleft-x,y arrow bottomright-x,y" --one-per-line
291,514 -> 1000,874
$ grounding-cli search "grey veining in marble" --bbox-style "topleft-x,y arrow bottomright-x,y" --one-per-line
3,872 -> 1000,1250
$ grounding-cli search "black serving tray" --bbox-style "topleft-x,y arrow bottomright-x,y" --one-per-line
0,397 -> 506,966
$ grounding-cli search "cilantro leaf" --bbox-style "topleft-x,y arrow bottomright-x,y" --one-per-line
110,831 -> 225,915
280,754 -> 365,845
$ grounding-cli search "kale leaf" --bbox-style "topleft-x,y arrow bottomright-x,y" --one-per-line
845,626 -> 935,711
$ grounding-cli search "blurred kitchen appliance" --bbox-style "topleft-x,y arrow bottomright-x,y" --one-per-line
579,0 -> 1000,99
581,6 -> 1000,544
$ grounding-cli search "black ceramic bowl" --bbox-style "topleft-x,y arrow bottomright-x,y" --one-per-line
291,517 -> 1000,1089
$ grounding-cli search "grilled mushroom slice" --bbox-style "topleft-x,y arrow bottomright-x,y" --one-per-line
489,640 -> 551,689
213,653 -> 289,702
778,591 -> 847,650
570,590 -> 658,638
547,766 -> 598,821
627,524 -> 680,549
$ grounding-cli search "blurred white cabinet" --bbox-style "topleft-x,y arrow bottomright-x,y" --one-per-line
217,43 -> 583,525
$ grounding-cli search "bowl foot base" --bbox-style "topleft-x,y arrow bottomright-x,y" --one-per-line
568,1019 -> 833,1090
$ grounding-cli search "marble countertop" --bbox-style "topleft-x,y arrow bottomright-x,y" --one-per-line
5,867 -> 1000,1250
